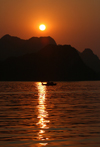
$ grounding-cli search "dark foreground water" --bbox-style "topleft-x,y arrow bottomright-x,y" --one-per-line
0,81 -> 100,147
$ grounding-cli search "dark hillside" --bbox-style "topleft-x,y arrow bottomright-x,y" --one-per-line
0,44 -> 97,81
0,34 -> 56,60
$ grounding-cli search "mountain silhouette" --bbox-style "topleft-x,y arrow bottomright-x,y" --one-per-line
0,44 -> 98,81
79,48 -> 100,73
0,34 -> 56,60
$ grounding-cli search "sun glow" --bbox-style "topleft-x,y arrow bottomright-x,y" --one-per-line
39,24 -> 46,31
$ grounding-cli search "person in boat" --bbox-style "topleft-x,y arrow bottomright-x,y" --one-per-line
47,81 -> 54,84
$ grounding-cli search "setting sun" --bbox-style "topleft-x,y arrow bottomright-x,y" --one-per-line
39,24 -> 46,31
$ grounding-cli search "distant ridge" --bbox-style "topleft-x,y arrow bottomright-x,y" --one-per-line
79,48 -> 100,73
0,34 -> 56,60
0,34 -> 100,81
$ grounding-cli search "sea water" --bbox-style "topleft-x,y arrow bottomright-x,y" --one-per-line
0,81 -> 100,147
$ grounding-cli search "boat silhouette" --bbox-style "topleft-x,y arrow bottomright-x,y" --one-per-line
42,81 -> 56,86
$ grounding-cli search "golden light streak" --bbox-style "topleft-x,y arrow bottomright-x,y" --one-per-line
36,82 -> 50,146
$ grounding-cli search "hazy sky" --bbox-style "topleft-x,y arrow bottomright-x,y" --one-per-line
0,0 -> 100,57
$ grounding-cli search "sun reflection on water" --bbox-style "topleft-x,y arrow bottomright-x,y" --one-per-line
36,82 -> 49,146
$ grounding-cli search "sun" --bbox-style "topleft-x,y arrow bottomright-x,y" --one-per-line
39,24 -> 46,31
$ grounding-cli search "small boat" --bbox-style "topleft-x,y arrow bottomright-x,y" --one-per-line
42,81 -> 57,86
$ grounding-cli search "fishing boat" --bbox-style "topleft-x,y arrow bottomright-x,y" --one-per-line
42,81 -> 56,86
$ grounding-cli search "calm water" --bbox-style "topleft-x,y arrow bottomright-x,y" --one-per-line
0,81 -> 100,147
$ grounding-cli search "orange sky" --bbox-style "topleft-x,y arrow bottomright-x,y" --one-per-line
0,0 -> 100,57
